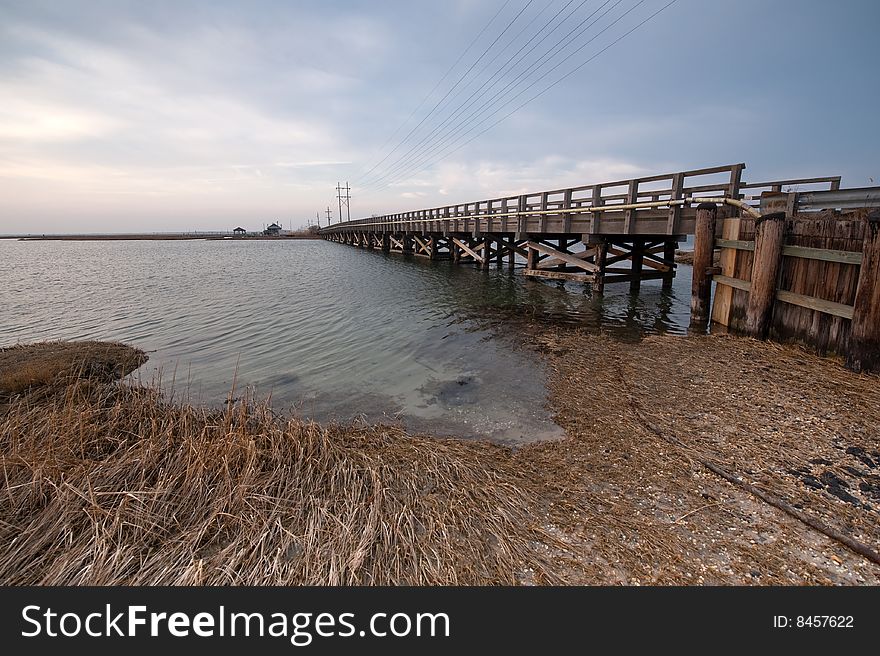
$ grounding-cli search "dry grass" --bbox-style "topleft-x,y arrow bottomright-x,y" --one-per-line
0,343 -> 555,585
3,335 -> 879,586
0,341 -> 145,397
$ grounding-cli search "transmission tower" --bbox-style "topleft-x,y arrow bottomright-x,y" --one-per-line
336,181 -> 351,222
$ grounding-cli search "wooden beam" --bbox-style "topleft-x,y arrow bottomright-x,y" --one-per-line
537,247 -> 597,269
776,290 -> 854,320
452,237 -> 485,262
713,274 -> 751,292
524,269 -> 595,282
524,241 -> 598,272
783,245 -> 863,265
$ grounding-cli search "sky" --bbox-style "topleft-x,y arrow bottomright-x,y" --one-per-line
0,0 -> 878,233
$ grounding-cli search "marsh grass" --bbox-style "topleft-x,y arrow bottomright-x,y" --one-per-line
0,342 -> 553,585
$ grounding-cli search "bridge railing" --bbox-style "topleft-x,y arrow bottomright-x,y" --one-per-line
320,164 -> 842,234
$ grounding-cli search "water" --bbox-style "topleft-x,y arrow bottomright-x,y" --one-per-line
0,239 -> 692,444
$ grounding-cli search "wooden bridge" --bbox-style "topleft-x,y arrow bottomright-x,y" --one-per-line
318,163 -> 840,292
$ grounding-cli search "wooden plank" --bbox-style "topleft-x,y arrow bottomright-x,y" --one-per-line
715,238 -> 754,251
452,238 -> 484,262
413,235 -> 430,255
776,290 -> 854,320
525,241 -> 598,272
782,245 -> 863,265
714,274 -> 751,292
538,247 -> 596,269
523,269 -> 594,282
712,217 -> 742,327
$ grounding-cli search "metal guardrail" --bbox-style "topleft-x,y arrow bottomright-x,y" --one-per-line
760,187 -> 880,214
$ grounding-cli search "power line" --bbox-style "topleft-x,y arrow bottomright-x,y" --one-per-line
350,0 -> 513,183
371,0 -> 674,193
352,0 -> 536,186
361,0 -> 616,190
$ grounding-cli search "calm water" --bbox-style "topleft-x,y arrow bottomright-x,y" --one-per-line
0,239 -> 692,444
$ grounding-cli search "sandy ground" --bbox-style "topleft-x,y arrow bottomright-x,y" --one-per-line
516,328 -> 880,584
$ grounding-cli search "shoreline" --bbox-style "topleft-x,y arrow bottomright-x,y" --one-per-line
1,331 -> 878,585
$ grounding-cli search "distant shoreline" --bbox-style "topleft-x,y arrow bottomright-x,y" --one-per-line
1,233 -> 322,241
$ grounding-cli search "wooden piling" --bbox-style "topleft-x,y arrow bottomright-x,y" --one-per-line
662,240 -> 676,290
630,239 -> 644,292
482,238 -> 491,271
593,240 -> 608,294
744,212 -> 787,339
690,203 -> 718,327
846,211 -> 880,373
526,242 -> 539,272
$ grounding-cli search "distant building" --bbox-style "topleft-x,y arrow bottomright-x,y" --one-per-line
233,227 -> 246,236
264,222 -> 282,236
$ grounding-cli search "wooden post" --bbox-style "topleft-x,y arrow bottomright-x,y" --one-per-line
662,239 -> 676,290
690,203 -> 718,328
429,236 -> 438,260
526,242 -> 539,272
744,212 -> 787,339
846,211 -> 880,373
402,235 -> 413,253
452,238 -> 461,262
593,240 -> 608,295
508,237 -> 516,271
482,238 -> 491,270
382,234 -> 390,252
630,239 -> 644,292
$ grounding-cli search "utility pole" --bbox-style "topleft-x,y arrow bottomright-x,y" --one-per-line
336,181 -> 351,223
326,206 -> 333,225
316,211 -> 321,229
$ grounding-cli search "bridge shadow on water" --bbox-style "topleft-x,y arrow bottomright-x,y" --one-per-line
386,250 -> 692,341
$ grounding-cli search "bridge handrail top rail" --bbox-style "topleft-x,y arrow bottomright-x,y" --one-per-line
321,165 -> 843,231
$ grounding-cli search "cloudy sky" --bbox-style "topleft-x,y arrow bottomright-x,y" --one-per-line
0,0 -> 877,233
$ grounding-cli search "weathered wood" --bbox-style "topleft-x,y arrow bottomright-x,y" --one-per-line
846,211 -> 880,372
630,239 -> 644,291
524,241 -> 597,272
745,212 -> 786,339
451,238 -> 483,262
783,244 -> 863,265
526,242 -> 539,270
538,247 -> 597,269
715,238 -> 753,251
713,274 -> 751,292
662,240 -> 677,290
593,240 -> 608,294
712,217 -> 742,327
776,290 -> 854,320
690,203 -> 718,326
524,269 -> 595,282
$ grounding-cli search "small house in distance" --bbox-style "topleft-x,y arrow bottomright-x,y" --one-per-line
233,227 -> 246,237
264,222 -> 282,237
